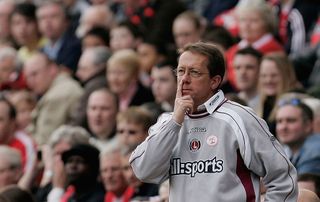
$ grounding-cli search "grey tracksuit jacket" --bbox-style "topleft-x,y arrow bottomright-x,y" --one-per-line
130,90 -> 298,202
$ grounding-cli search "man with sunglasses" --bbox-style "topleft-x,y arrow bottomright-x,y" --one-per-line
276,98 -> 320,175
130,42 -> 298,201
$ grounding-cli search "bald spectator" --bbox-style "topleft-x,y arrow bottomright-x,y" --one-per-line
85,88 -> 118,150
76,5 -> 113,38
37,1 -> 81,73
298,189 -> 320,202
23,52 -> 83,145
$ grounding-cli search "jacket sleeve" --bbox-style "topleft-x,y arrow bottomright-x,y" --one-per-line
238,112 -> 298,202
129,113 -> 181,184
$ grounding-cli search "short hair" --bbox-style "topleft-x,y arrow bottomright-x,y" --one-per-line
11,2 -> 37,22
115,20 -> 144,39
179,42 -> 225,80
0,146 -> 22,169
0,185 -> 35,202
298,173 -> 320,197
235,0 -> 277,34
107,49 -> 140,77
116,106 -> 153,131
277,98 -> 314,123
49,125 -> 91,148
83,26 -> 110,46
36,0 -> 70,20
174,10 -> 202,30
89,87 -> 119,112
235,46 -> 263,62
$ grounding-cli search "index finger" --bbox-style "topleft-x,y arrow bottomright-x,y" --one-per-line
176,79 -> 183,98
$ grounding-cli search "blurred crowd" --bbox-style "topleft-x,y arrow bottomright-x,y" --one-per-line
0,0 -> 319,201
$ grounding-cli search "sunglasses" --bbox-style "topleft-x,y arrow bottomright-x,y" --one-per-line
277,98 -> 302,107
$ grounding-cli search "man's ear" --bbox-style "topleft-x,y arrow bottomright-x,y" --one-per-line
210,75 -> 222,91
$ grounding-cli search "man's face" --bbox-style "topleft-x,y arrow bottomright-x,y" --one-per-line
23,54 -> 52,95
64,155 -> 90,184
151,66 -> 177,105
0,102 -> 15,143
0,57 -> 15,84
117,121 -> 147,149
276,105 -> 312,146
0,157 -> 21,189
100,153 -> 127,193
121,154 -> 141,188
86,90 -> 117,138
37,4 -> 67,41
233,54 -> 259,92
10,13 -> 38,46
177,51 -> 219,108
173,18 -> 200,49
76,51 -> 97,82
110,27 -> 136,52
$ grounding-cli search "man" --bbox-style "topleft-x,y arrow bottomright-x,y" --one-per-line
72,47 -> 111,126
130,42 -> 298,201
233,47 -> 262,112
0,0 -> 15,45
23,52 -> 83,145
36,1 -> 81,73
100,148 -> 134,202
0,145 -> 23,189
85,88 -> 118,150
49,144 -> 105,202
276,99 -> 320,175
151,59 -> 177,112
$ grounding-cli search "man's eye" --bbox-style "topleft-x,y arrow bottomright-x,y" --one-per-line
190,70 -> 200,76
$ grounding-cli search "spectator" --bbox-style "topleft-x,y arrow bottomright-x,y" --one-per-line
10,2 -> 47,63
0,47 -> 27,91
150,59 -> 177,112
51,144 -> 105,202
106,49 -> 154,111
100,148 -> 134,202
298,189 -> 320,202
8,90 -> 37,131
76,5 -> 113,38
298,173 -> 320,198
233,47 -> 262,112
116,106 -> 153,151
172,11 -> 204,49
225,0 -> 284,89
257,53 -> 300,134
109,21 -> 143,52
136,37 -> 167,87
303,97 -> 320,134
276,98 -> 320,175
0,146 -> 23,189
0,0 -> 15,46
72,47 -> 111,126
81,26 -> 110,50
36,1 -> 81,73
35,125 -> 91,201
23,52 -> 83,145
0,185 -> 35,202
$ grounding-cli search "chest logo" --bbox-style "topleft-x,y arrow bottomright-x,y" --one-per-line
206,135 -> 218,146
189,139 -> 201,152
